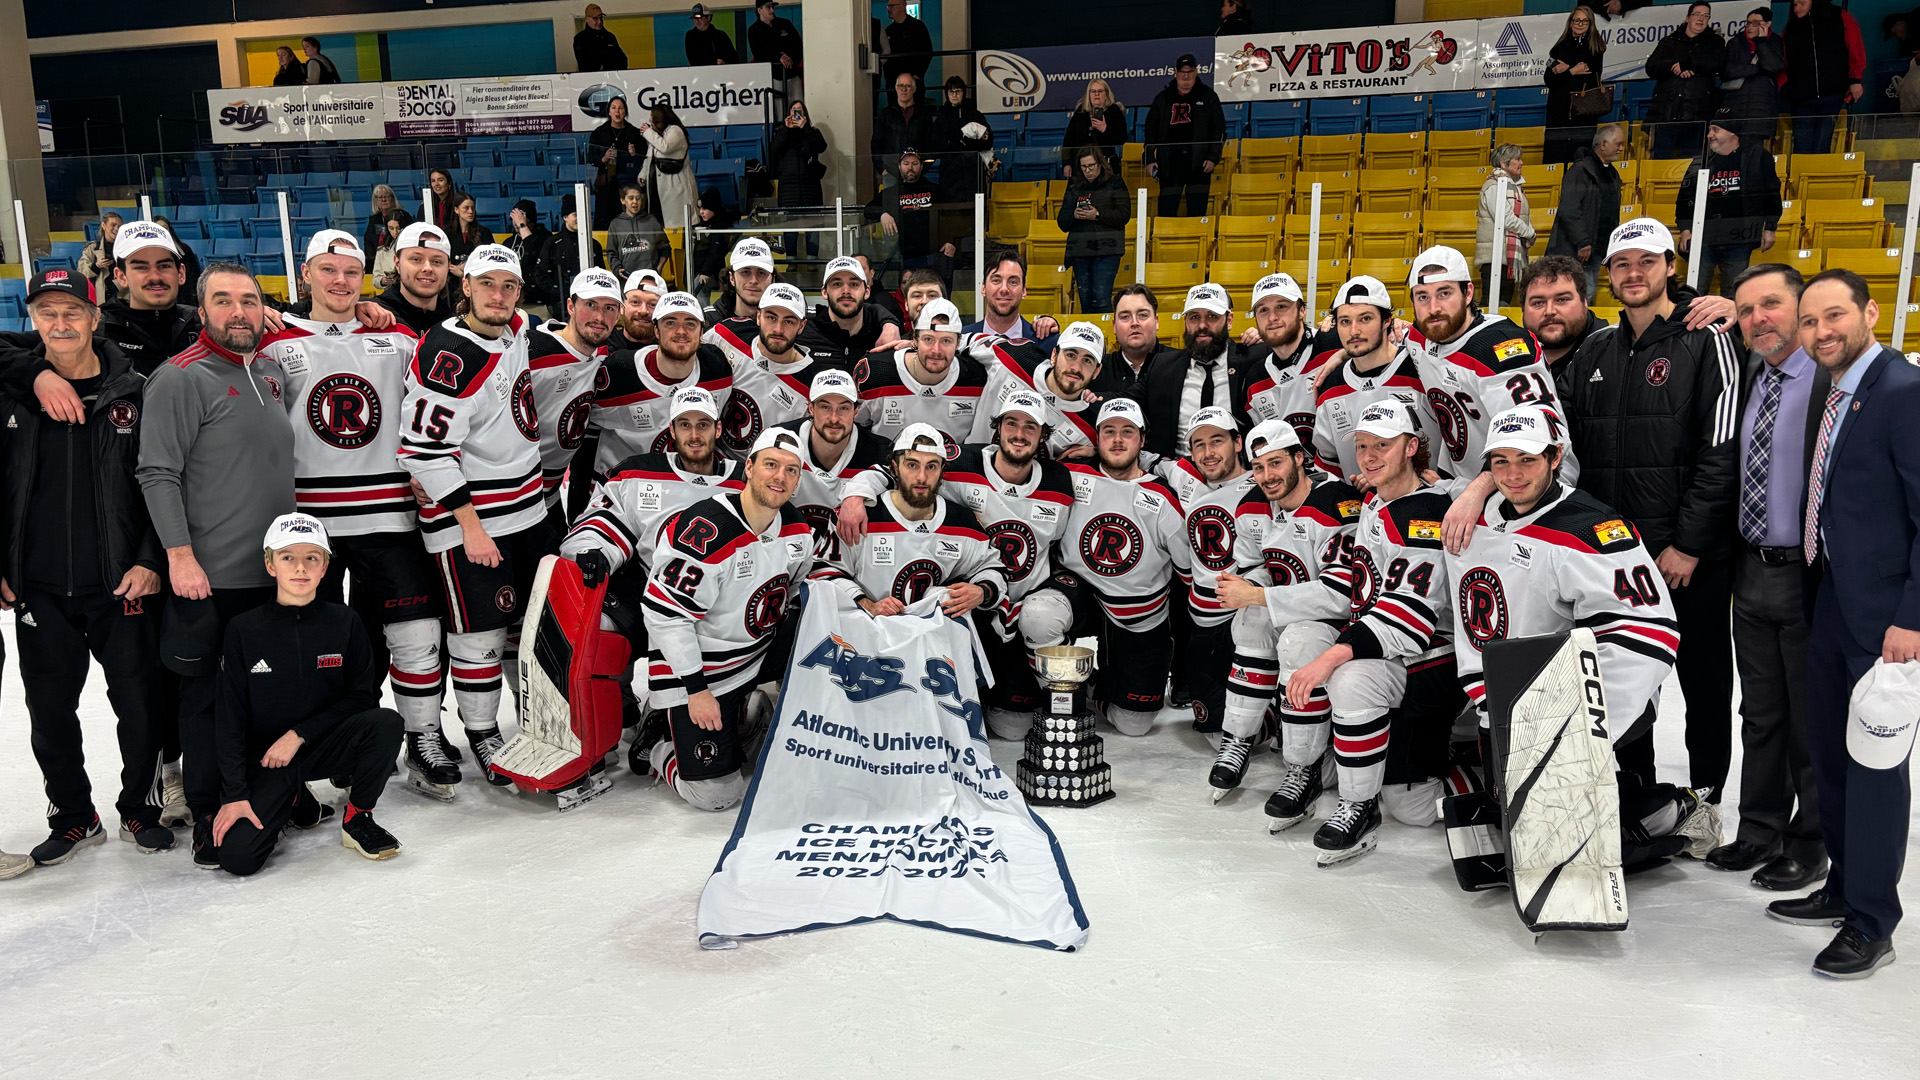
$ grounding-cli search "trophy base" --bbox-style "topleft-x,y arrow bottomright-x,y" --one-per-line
1016,703 -> 1113,808
1016,758 -> 1115,807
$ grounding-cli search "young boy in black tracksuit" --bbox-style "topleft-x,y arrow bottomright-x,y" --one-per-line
211,513 -> 405,875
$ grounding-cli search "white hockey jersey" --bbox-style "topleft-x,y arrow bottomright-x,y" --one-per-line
1338,484 -> 1454,663
1057,463 -> 1193,631
588,344 -> 733,474
705,317 -> 847,456
259,315 -> 418,537
641,493 -> 817,707
398,313 -> 546,553
811,493 -> 1012,625
1230,477 -> 1363,627
1231,330 -> 1338,454
1178,472 -> 1259,627
1444,485 -> 1679,733
560,452 -> 745,572
1311,353 -> 1442,482
776,418 -> 896,563
855,346 -> 991,451
969,338 -> 1100,456
526,320 -> 607,508
1403,312 -> 1579,486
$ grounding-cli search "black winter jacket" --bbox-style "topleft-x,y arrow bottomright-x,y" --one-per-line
1062,105 -> 1129,173
1721,32 -> 1786,120
871,102 -> 936,180
1783,1 -> 1860,102
1646,27 -> 1726,124
1547,147 -> 1622,258
371,283 -> 452,337
0,337 -> 161,590
1143,79 -> 1226,174
933,100 -> 993,200
534,229 -> 606,308
99,301 -> 199,377
1057,172 -> 1132,259
215,599 -> 379,802
1674,139 -> 1783,247
1562,295 -> 1745,561
770,123 -> 827,206
1543,34 -> 1605,128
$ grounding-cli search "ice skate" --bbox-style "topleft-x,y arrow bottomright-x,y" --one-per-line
1313,796 -> 1382,867
555,759 -> 615,813
433,726 -> 464,763
158,766 -> 190,827
466,725 -> 515,787
340,810 -> 402,861
1265,755 -> 1326,832
404,730 -> 461,802
628,709 -> 669,777
1208,734 -> 1254,803
1672,789 -> 1722,860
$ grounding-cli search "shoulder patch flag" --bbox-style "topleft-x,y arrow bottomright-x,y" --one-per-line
1337,499 -> 1362,519
1594,519 -> 1634,544
1493,338 -> 1530,362
1408,519 -> 1443,540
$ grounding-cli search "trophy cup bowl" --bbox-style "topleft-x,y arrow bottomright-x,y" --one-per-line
1034,645 -> 1095,690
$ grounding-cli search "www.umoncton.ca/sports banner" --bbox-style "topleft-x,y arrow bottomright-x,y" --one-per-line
697,585 -> 1089,952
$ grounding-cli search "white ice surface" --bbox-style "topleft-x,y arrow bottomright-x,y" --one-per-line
0,612 -> 1913,1080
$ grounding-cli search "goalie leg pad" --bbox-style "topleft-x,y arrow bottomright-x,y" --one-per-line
384,618 -> 444,734
1442,791 -> 1510,892
495,556 -> 634,791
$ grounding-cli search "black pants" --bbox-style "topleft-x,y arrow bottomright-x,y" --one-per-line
1156,167 -> 1212,218
172,586 -> 276,821
218,707 -> 404,877
1186,619 -> 1235,734
1668,556 -> 1735,800
974,610 -> 1040,715
17,586 -> 165,831
1731,547 -> 1824,862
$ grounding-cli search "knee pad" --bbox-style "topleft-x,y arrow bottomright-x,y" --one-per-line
1104,705 -> 1157,737
1275,623 -> 1330,675
1231,604 -> 1276,654
384,618 -> 441,671
1018,590 -> 1073,649
986,707 -> 1034,741
1325,662 -> 1403,715
447,627 -> 509,667
679,771 -> 746,812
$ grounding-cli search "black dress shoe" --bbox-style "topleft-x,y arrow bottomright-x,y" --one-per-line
1753,854 -> 1830,892
1813,925 -> 1896,979
1767,888 -> 1847,927
1705,839 -> 1779,872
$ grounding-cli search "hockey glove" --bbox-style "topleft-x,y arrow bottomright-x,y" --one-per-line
575,551 -> 610,589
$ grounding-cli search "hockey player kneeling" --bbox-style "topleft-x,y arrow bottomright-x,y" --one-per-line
1282,401 -> 1464,866
635,429 -> 816,811
1444,406 -> 1719,931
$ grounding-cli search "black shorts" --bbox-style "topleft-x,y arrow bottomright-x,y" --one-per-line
1050,570 -> 1172,715
432,523 -> 557,634
667,683 -> 753,782
974,610 -> 1040,713
324,531 -> 443,625
1384,655 -> 1465,785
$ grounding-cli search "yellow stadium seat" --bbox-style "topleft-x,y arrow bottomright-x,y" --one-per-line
1121,142 -> 1149,186
1357,169 -> 1424,214
1422,209 -> 1477,252
1529,207 -> 1557,255
1237,137 -> 1298,177
1229,174 -> 1289,216
1363,132 -> 1427,172
1352,212 -> 1419,258
1208,260 -> 1275,311
1877,302 -> 1919,341
1804,198 -> 1887,249
1779,247 -> 1824,279
1641,159 -> 1697,219
1611,160 -> 1641,199
991,180 -> 1046,216
1427,167 -> 1490,211
1349,258 -> 1414,308
1042,179 -> 1070,219
1292,171 -> 1357,217
1495,126 -> 1546,160
1216,215 -> 1282,262
1281,213 -> 1348,260
1826,247 -> 1917,306
1143,261 -> 1203,299
1275,259 -> 1348,312
1025,219 -> 1069,267
1790,152 -> 1870,201
1025,264 -> 1074,310
989,206 -> 1033,245
1429,129 -> 1492,169
1618,202 -> 1642,222
1589,305 -> 1622,324
1774,199 -> 1804,246
1149,216 -> 1215,264
1528,162 -> 1564,210
1301,134 -> 1362,174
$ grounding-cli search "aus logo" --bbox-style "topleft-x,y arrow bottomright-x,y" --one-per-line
800,634 -> 910,702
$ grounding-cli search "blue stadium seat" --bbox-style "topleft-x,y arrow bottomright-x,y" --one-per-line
32,258 -> 73,276
470,166 -> 510,185
721,136 -> 762,161
0,278 -> 25,299
464,181 -> 503,200
0,297 -> 23,320
207,220 -> 245,240
172,221 -> 208,242
1309,98 -> 1367,135
1622,80 -> 1654,122
347,170 -> 383,188
500,147 -> 540,168
506,135 -> 544,149
306,171 -> 346,188
265,172 -> 301,189
0,318 -> 26,333
175,205 -> 214,223
1023,111 -> 1071,149
1494,87 -> 1549,127
1369,95 -> 1428,134
460,148 -> 499,168
1432,91 -> 1491,131
477,196 -> 512,222
387,169 -> 425,191
295,185 -> 332,207
253,237 -> 284,255
84,222 -> 100,242
686,128 -> 721,158
252,219 -> 283,241
532,196 -> 561,227
1003,147 -> 1058,181
512,165 -> 547,183
1220,102 -> 1249,139
694,158 -> 742,208
212,239 -> 247,257
372,145 -> 416,171
553,163 -> 594,185
506,181 -> 545,201
49,240 -> 86,263
1249,100 -> 1306,139
243,253 -> 285,276
292,215 -> 329,237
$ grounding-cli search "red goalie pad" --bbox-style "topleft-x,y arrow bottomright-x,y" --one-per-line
496,555 -> 632,792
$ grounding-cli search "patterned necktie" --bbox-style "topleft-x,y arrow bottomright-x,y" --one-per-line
1802,386 -> 1846,564
1739,368 -> 1784,545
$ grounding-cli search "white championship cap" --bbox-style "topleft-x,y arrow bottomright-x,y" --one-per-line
112,220 -> 180,261
1056,320 -> 1107,363
303,229 -> 365,266
1484,405 -> 1557,456
1348,399 -> 1421,440
1096,397 -> 1146,430
915,297 -> 963,332
822,255 -> 867,284
994,386 -> 1049,425
653,290 -> 705,323
1606,217 -> 1677,261
1182,282 -> 1231,316
1251,272 -> 1304,308
669,386 -> 720,421
625,268 -> 667,295
748,426 -> 806,461
1409,245 -> 1473,288
759,281 -> 808,318
262,512 -> 332,554
809,368 -> 859,402
1187,405 -> 1237,438
730,237 -> 776,274
1245,418 -> 1301,457
1333,275 -> 1393,310
570,267 -> 624,303
463,244 -> 522,281
396,222 -> 452,255
893,422 -> 947,457
1848,659 -> 1920,770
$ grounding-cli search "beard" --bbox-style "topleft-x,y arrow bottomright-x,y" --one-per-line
208,319 -> 262,353
657,335 -> 700,364
996,435 -> 1039,467
899,481 -> 939,509
1421,304 -> 1470,344
1184,329 -> 1227,363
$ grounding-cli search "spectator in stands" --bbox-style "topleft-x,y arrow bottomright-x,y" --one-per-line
882,0 -> 934,89
151,218 -> 200,299
749,0 -> 804,95
1675,120 -> 1782,296
426,169 -> 460,234
690,188 -> 741,304
1518,254 -> 1610,400
1216,0 -> 1254,36
933,76 -> 994,204
798,255 -> 903,362
589,96 -> 647,229
772,101 -> 827,254
1783,0 -> 1866,154
607,184 -> 665,277
575,4 -> 629,72
369,211 -> 409,291
1059,145 -> 1131,315
1543,6 -> 1605,166
1722,7 -> 1787,138
535,194 -> 606,312
852,253 -> 906,325
446,194 -> 494,276
1144,54 -> 1227,218
301,37 -> 341,85
79,212 -> 123,305
272,46 -> 304,88
642,103 -> 698,231
686,4 -> 738,66
1547,123 -> 1625,302
961,250 -> 1059,342
1063,79 -> 1128,178
505,199 -> 549,269
1475,144 -> 1535,309
873,73 -> 935,185
1094,284 -> 1177,401
878,150 -> 960,284
361,184 -> 401,256
1646,2 -> 1726,159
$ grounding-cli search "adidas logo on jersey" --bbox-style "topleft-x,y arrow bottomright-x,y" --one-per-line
1589,369 -> 1604,382
325,325 -> 342,336
250,659 -> 272,673
228,387 -> 241,396
18,611 -> 34,627
5,416 -> 13,429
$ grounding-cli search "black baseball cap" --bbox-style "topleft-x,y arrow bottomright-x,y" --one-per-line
1175,54 -> 1199,70
24,268 -> 94,307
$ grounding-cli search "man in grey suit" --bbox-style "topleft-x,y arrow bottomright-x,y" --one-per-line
1709,264 -> 1829,890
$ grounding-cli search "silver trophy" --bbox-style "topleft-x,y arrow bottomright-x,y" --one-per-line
1016,645 -> 1113,806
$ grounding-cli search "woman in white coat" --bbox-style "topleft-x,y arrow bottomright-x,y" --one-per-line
643,103 -> 700,233
1474,143 -> 1535,310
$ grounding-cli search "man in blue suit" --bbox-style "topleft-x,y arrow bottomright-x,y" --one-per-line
1768,268 -> 1915,979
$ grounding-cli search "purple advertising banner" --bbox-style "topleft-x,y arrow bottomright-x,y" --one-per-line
973,37 -> 1217,115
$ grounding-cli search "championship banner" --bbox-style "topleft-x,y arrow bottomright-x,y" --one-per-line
1215,20 -> 1484,102
697,585 -> 1090,952
210,83 -> 385,145
973,37 -> 1217,115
